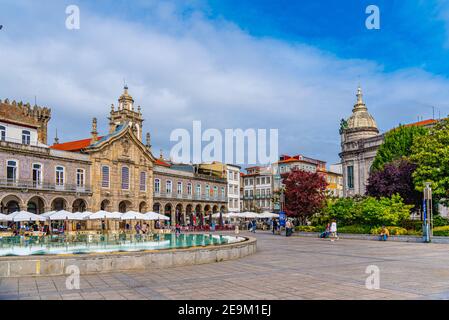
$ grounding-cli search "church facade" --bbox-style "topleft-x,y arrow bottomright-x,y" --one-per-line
339,87 -> 436,197
339,87 -> 383,197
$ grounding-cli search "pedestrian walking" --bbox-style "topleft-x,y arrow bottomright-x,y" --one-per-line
286,219 -> 293,237
330,220 -> 339,242
272,218 -> 278,235
251,219 -> 257,233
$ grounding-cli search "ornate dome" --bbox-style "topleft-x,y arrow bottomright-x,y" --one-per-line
347,86 -> 378,130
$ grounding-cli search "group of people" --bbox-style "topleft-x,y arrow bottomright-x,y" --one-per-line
319,220 -> 339,241
125,222 -> 151,235
270,218 -> 295,237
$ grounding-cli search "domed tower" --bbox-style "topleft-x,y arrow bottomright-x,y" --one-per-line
343,86 -> 379,142
108,86 -> 144,140
340,86 -> 381,197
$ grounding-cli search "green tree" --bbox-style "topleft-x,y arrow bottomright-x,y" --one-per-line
314,195 -> 412,227
358,194 -> 412,226
410,118 -> 449,202
371,125 -> 427,172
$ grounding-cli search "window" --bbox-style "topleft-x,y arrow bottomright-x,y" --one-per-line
266,177 -> 270,184
187,183 -> 192,195
234,172 -> 238,180
205,185 -> 210,198
55,166 -> 65,186
101,166 -> 110,188
213,186 -> 218,198
32,163 -> 42,186
140,172 -> 147,192
154,179 -> 160,194
177,181 -> 183,195
347,166 -> 354,189
256,178 -> 260,185
166,180 -> 172,194
7,160 -> 17,183
221,187 -> 225,199
0,125 -> 5,141
22,130 -> 31,145
196,184 -> 201,195
121,166 -> 130,190
76,169 -> 85,188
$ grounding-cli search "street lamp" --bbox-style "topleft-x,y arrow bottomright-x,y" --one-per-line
423,182 -> 433,243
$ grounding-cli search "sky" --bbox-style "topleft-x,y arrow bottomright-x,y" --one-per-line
1,0 -> 449,166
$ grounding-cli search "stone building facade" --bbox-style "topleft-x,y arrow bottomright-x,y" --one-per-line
242,166 -> 273,212
0,100 -> 91,214
0,87 -> 227,226
339,87 -> 436,197
153,163 -> 227,225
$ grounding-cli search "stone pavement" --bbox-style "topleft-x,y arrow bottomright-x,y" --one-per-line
1,231 -> 449,300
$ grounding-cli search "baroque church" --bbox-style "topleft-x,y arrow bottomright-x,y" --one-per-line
339,87 -> 436,197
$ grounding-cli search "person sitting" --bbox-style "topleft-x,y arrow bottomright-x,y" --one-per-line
379,226 -> 389,241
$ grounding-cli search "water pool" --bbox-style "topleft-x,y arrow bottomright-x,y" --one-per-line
0,233 -> 246,257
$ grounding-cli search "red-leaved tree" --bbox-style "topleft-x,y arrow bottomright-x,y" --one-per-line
284,169 -> 327,224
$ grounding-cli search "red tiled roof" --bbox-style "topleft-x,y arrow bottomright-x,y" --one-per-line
404,119 -> 437,127
155,159 -> 171,167
51,137 -> 103,152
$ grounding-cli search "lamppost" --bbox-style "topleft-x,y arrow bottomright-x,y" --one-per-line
423,182 -> 433,243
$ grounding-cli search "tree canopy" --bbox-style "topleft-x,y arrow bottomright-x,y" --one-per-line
371,124 -> 427,172
366,159 -> 420,207
283,169 -> 327,223
410,118 -> 449,201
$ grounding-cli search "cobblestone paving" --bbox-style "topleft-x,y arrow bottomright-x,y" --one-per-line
1,231 -> 449,300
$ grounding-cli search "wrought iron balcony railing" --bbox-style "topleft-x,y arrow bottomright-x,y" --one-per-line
0,179 -> 92,193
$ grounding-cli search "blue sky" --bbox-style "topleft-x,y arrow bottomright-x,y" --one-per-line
0,0 -> 449,166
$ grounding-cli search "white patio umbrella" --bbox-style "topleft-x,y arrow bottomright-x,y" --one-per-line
0,213 -> 9,221
49,210 -> 75,221
72,211 -> 93,220
41,211 -> 56,218
121,211 -> 148,221
240,211 -> 259,219
7,211 -> 47,222
88,211 -> 122,220
261,212 -> 279,219
144,211 -> 170,221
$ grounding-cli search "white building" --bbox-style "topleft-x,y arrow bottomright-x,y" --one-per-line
0,121 -> 46,147
243,166 -> 273,212
226,164 -> 241,212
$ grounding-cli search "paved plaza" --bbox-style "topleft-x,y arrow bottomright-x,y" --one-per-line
1,232 -> 449,300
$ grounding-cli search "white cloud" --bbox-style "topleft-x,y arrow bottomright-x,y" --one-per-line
1,0 -> 449,165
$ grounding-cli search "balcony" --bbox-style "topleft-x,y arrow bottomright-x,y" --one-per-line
0,179 -> 92,194
155,192 -> 226,202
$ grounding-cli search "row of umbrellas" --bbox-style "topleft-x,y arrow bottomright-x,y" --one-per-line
0,210 -> 171,222
212,211 -> 279,219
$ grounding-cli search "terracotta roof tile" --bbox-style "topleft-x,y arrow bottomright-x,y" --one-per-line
155,159 -> 171,167
404,119 -> 437,127
51,137 -> 103,152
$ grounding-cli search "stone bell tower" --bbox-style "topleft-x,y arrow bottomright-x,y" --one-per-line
108,86 -> 144,141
